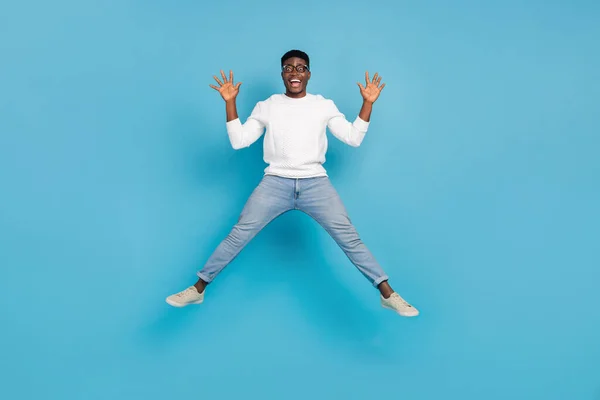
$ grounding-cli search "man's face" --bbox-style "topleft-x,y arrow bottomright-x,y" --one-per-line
281,56 -> 311,97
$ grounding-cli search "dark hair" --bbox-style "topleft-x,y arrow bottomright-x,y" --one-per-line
281,49 -> 310,68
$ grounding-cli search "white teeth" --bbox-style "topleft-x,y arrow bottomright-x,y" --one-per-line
290,79 -> 301,83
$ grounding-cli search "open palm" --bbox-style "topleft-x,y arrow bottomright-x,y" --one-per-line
358,71 -> 385,103
210,70 -> 241,102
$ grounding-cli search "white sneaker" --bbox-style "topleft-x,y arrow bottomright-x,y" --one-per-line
166,286 -> 204,307
381,292 -> 419,317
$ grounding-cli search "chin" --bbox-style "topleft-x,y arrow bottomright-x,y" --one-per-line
287,87 -> 305,94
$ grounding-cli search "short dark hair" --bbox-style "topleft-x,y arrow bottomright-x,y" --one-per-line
281,49 -> 310,68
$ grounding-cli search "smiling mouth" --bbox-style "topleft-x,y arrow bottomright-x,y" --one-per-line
289,78 -> 302,88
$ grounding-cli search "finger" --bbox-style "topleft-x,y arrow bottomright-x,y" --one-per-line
365,71 -> 370,85
357,82 -> 365,91
376,75 -> 382,85
209,84 -> 220,91
373,72 -> 379,83
220,70 -> 228,83
235,82 -> 242,90
213,75 -> 224,86
379,83 -> 386,91
229,70 -> 234,84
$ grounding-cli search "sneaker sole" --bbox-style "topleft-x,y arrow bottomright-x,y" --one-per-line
165,298 -> 203,307
382,303 -> 419,317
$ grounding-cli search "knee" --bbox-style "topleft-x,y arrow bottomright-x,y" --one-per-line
329,220 -> 362,246
229,215 -> 265,239
225,223 -> 253,246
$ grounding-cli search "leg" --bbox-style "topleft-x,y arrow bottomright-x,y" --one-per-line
166,175 -> 294,307
295,177 -> 390,291
295,177 -> 419,316
196,175 -> 293,286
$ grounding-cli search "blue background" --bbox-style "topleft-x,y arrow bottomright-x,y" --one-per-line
1,0 -> 599,399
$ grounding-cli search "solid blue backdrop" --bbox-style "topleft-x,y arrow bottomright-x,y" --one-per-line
1,0 -> 599,399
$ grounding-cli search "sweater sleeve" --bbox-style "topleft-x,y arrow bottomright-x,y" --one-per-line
325,99 -> 369,147
226,102 -> 266,149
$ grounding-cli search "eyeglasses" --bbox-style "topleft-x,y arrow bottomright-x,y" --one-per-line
282,64 -> 309,73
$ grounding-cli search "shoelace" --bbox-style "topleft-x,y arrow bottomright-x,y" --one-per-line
176,287 -> 196,297
390,293 -> 412,307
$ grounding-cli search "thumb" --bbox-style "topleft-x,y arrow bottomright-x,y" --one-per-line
235,82 -> 242,90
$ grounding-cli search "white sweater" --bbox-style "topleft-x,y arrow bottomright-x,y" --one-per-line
225,93 -> 370,178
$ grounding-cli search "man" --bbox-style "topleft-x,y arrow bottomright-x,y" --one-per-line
166,50 -> 418,317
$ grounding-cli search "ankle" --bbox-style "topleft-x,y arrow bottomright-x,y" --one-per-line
378,280 -> 394,298
194,279 -> 207,294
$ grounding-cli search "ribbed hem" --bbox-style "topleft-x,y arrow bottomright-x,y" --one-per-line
263,166 -> 328,179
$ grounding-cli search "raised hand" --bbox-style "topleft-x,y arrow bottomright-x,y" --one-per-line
209,70 -> 242,102
357,71 -> 385,104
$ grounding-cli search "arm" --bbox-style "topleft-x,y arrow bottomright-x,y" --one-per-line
225,101 -> 265,149
210,69 -> 265,149
327,101 -> 370,147
327,71 -> 386,147
358,100 -> 373,122
225,98 -> 238,122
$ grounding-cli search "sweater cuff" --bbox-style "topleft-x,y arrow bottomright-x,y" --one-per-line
226,118 -> 242,131
353,116 -> 370,132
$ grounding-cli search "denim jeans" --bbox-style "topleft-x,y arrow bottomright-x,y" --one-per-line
197,175 -> 389,287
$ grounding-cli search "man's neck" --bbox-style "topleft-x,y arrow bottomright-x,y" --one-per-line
285,91 -> 307,99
